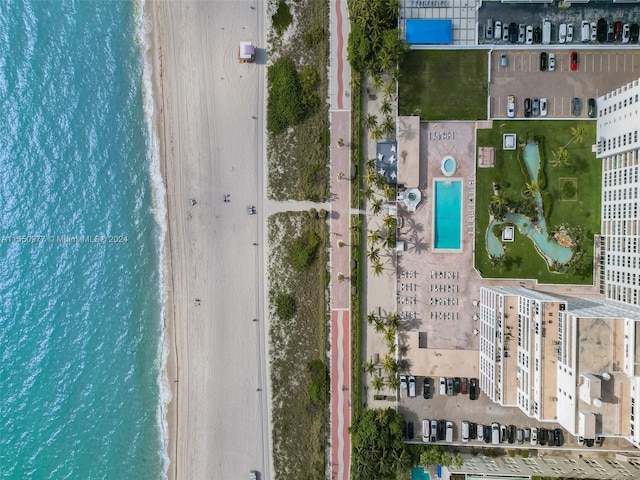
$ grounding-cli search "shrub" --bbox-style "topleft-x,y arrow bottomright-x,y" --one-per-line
507,449 -> 516,458
562,180 -> 576,198
288,230 -> 321,270
272,0 -> 292,36
306,359 -> 329,411
520,449 -> 529,458
267,57 -> 305,134
542,192 -> 552,218
275,292 -> 296,320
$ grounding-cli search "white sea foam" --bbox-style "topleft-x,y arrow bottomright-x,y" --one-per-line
134,1 -> 171,478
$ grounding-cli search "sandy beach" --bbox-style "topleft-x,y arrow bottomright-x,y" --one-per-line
147,1 -> 270,478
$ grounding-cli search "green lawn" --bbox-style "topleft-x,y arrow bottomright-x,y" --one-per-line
474,121 -> 601,284
398,50 -> 488,120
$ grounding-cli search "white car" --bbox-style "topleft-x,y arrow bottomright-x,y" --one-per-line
439,376 -> 446,395
548,53 -> 555,72
591,21 -> 597,41
408,375 -> 416,397
558,23 -> 567,43
540,98 -> 548,117
581,20 -> 590,42
507,94 -> 515,118
578,435 -> 585,446
494,20 -> 502,40
531,427 -> 538,445
502,23 -> 510,42
567,23 -> 574,42
518,24 -> 525,43
525,25 -> 533,44
400,375 -> 407,391
623,23 -> 630,43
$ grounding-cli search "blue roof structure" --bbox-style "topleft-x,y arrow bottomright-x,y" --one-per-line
406,19 -> 452,45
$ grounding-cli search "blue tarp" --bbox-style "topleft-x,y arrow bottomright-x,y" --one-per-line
406,19 -> 452,45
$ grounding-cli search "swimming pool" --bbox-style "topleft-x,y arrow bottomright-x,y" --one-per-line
433,179 -> 462,250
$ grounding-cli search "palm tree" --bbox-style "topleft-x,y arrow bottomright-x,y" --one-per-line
525,181 -> 540,197
380,229 -> 396,250
371,260 -> 385,276
383,326 -> 396,346
379,99 -> 392,116
382,81 -> 396,101
371,375 -> 385,392
370,198 -> 383,216
386,313 -> 401,330
369,124 -> 383,141
381,214 -> 396,231
382,353 -> 398,374
367,246 -> 380,263
386,374 -> 401,391
362,114 -> 378,131
366,311 -> 379,325
365,157 -> 377,171
381,116 -> 396,138
551,146 -> 570,167
373,317 -> 386,334
367,229 -> 380,246
370,72 -> 384,92
377,50 -> 394,74
565,124 -> 587,147
382,183 -> 396,201
361,186 -> 374,202
362,359 -> 377,375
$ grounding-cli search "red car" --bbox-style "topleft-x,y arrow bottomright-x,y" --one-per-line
570,51 -> 578,70
615,21 -> 623,42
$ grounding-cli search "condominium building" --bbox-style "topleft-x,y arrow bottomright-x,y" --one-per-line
478,77 -> 640,448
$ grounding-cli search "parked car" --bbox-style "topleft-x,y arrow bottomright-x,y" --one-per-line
597,18 -> 607,43
567,23 -> 574,42
508,425 -> 516,444
554,428 -> 564,446
484,425 -> 491,443
507,93 -> 516,118
476,424 -> 484,441
486,19 -> 494,39
623,23 -> 630,43
531,427 -> 538,445
577,435 -> 585,446
461,420 -> 470,443
454,377 -> 461,394
491,423 -> 500,444
540,98 -> 548,117
503,23 -> 510,42
532,97 -> 540,117
430,420 -> 438,442
494,20 -> 502,40
539,428 -> 547,445
548,53 -> 555,72
423,377 -> 431,399
615,21 -> 623,42
461,377 -> 468,394
439,376 -> 446,395
581,20 -> 590,42
524,428 -> 530,442
526,25 -> 533,44
572,97 -> 581,116
542,18 -> 551,44
400,375 -> 408,392
446,421 -> 454,442
518,24 -> 525,43
588,98 -> 596,118
422,419 -> 430,442
571,51 -> 578,70
470,422 -> 477,440
591,22 -> 597,41
469,378 -> 478,400
631,23 -> 640,43
540,51 -> 548,71
533,26 -> 542,44
408,421 -> 414,439
500,424 -> 507,442
547,429 -> 554,445
437,420 -> 446,440
586,438 -> 595,447
517,428 -> 524,444
558,23 -> 567,43
509,22 -> 517,43
408,375 -> 416,397
524,98 -> 532,118
446,377 -> 454,396
607,21 -> 615,42
500,52 -> 507,67
595,436 -> 604,446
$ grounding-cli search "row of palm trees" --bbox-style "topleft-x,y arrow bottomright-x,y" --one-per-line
362,311 -> 403,392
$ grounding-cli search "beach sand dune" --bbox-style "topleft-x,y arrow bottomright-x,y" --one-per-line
148,1 -> 269,479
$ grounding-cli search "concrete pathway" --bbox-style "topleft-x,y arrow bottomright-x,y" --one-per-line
329,0 -> 352,475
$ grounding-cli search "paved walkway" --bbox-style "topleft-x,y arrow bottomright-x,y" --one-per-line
329,0 -> 352,475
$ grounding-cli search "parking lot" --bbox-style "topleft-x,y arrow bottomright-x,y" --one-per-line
490,49 -> 640,118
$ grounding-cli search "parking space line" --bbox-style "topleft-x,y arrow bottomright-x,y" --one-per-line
607,53 -> 611,72
599,53 -> 603,73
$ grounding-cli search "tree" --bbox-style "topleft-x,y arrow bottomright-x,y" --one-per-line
381,214 -> 396,231
350,408 -> 411,480
525,181 -> 540,197
367,229 -> 380,246
564,124 -> 587,147
367,246 -> 380,263
382,81 -> 395,101
371,375 -> 385,392
379,99 -> 392,116
489,193 -> 509,221
386,374 -> 400,391
373,317 -> 386,334
362,113 -> 378,131
347,24 -> 371,73
371,260 -> 385,276
370,71 -> 384,91
363,359 -> 377,375
369,124 -> 383,141
382,353 -> 398,374
370,198 -> 384,215
382,116 -> 396,138
550,146 -> 570,167
386,313 -> 401,330
420,445 -> 453,468
367,311 -> 379,325
383,327 -> 396,348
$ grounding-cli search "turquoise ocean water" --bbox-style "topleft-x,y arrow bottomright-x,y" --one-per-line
0,1 -> 167,478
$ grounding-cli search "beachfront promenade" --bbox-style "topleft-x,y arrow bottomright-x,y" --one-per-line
329,0 -> 352,478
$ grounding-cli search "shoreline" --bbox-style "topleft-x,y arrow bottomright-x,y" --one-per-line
144,1 -> 177,479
